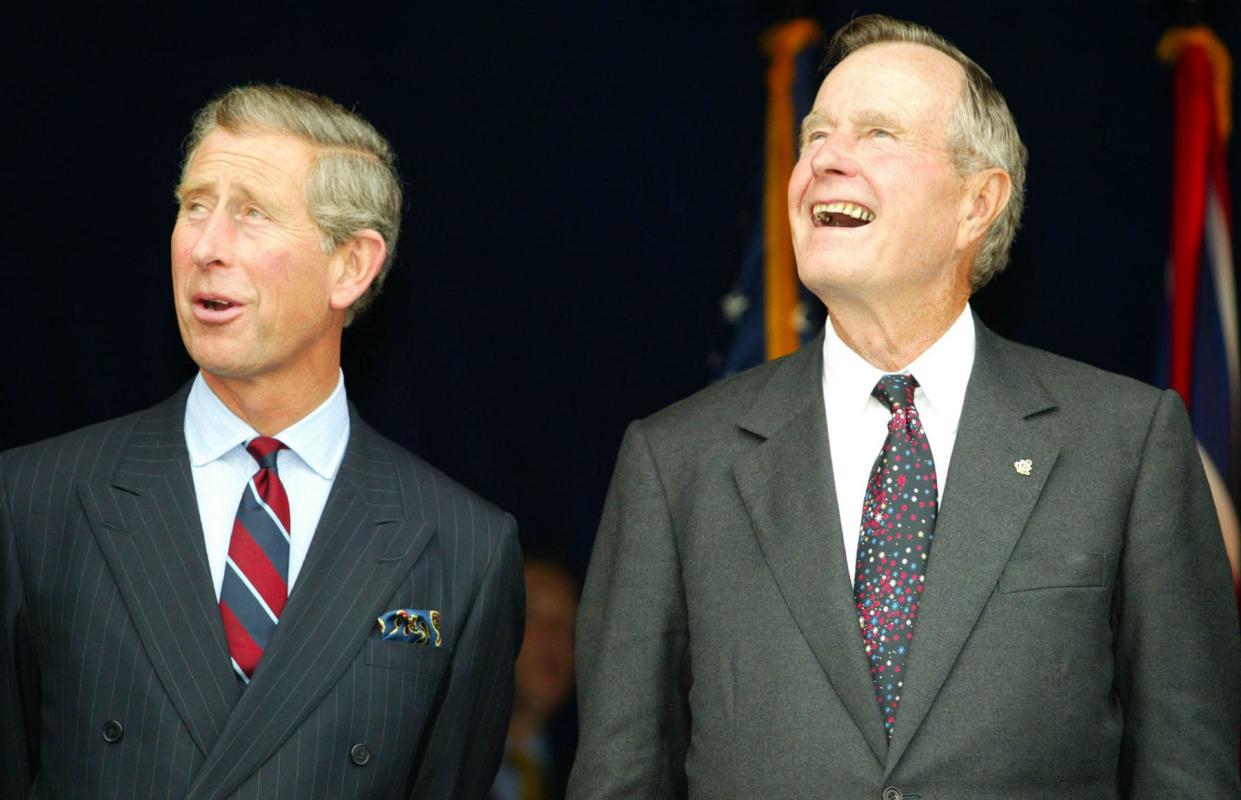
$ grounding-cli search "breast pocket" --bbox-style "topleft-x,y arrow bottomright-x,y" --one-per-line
365,638 -> 453,675
996,551 -> 1109,593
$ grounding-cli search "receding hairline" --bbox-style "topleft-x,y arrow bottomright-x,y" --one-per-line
180,122 -> 388,181
808,42 -> 968,145
830,40 -> 968,100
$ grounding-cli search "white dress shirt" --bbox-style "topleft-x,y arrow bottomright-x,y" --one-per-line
184,371 -> 351,599
822,305 -> 976,584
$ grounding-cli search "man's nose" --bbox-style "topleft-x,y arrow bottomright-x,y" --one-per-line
808,131 -> 861,178
189,207 -> 236,269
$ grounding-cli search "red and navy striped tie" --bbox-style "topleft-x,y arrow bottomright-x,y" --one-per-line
219,436 -> 290,684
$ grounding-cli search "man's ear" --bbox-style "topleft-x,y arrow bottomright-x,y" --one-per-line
328,229 -> 387,311
956,167 -> 1011,250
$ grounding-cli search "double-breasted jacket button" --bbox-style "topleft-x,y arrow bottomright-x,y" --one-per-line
101,720 -> 124,743
880,787 -> 903,800
349,743 -> 371,766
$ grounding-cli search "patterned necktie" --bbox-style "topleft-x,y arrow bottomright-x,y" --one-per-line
853,374 -> 938,736
219,436 -> 290,684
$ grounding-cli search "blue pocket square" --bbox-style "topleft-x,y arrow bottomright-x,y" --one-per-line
376,608 -> 443,646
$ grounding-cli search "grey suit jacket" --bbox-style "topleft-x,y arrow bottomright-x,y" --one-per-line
0,388 -> 523,799
568,322 -> 1241,799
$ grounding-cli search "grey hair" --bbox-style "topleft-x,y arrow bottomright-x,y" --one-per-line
181,84 -> 402,324
825,15 -> 1027,289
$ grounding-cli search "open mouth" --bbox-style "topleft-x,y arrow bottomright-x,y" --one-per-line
191,294 -> 244,322
198,297 -> 236,311
812,201 -> 875,228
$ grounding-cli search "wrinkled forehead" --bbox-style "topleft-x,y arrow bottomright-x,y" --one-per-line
181,124 -> 320,181
816,41 -> 965,125
181,127 -> 317,184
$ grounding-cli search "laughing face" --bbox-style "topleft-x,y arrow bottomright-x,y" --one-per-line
171,128 -> 344,387
788,42 -> 975,310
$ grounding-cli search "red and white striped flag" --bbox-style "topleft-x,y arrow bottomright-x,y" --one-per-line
1158,25 -> 1240,597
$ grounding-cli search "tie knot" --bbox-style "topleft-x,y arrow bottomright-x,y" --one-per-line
872,373 -> 918,413
245,436 -> 287,470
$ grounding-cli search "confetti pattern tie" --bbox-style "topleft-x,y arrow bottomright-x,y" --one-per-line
853,374 -> 938,736
219,437 -> 290,684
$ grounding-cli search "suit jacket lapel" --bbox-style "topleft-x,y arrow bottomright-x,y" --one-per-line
732,335 -> 891,764
186,413 -> 435,800
884,322 -> 1059,774
80,388 -> 241,758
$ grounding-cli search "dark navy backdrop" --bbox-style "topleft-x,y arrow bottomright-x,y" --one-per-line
3,2 -> 1237,575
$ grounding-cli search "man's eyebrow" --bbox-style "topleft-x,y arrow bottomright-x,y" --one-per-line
800,110 -> 830,137
854,110 -> 904,131
799,111 -> 832,150
174,178 -> 214,202
799,109 -> 906,138
173,179 -> 263,205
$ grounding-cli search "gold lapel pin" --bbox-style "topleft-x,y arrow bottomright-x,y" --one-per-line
1013,459 -> 1033,476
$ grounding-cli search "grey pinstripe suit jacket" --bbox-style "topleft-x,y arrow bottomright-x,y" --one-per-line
0,388 -> 523,799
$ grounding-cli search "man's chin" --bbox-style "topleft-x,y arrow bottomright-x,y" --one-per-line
188,351 -> 261,382
180,329 -> 258,375
796,260 -> 866,301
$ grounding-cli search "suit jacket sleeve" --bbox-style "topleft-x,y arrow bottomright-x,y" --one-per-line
1115,389 -> 1241,796
567,421 -> 690,800
0,455 -> 37,797
408,511 -> 524,799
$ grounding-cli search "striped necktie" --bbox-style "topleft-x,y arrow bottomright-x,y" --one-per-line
219,436 -> 291,684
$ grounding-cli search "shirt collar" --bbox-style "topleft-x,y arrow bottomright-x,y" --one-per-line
902,304 -> 975,427
822,303 -> 975,421
184,370 -> 350,480
823,312 -> 887,418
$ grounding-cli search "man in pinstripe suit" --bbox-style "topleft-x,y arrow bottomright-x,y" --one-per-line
0,84 -> 523,799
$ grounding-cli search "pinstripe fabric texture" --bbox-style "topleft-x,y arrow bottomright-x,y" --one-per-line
0,387 -> 523,799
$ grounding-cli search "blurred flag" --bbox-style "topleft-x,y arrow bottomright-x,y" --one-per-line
1156,26 -> 1240,592
717,18 -> 825,377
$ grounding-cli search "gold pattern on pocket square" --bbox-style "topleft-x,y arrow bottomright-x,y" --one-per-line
376,608 -> 443,646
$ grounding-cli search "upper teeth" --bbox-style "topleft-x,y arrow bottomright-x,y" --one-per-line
812,201 -> 875,223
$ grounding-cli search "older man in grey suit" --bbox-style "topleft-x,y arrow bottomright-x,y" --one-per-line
0,85 -> 522,799
568,15 -> 1240,800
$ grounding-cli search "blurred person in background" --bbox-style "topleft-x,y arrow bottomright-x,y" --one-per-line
493,555 -> 579,800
